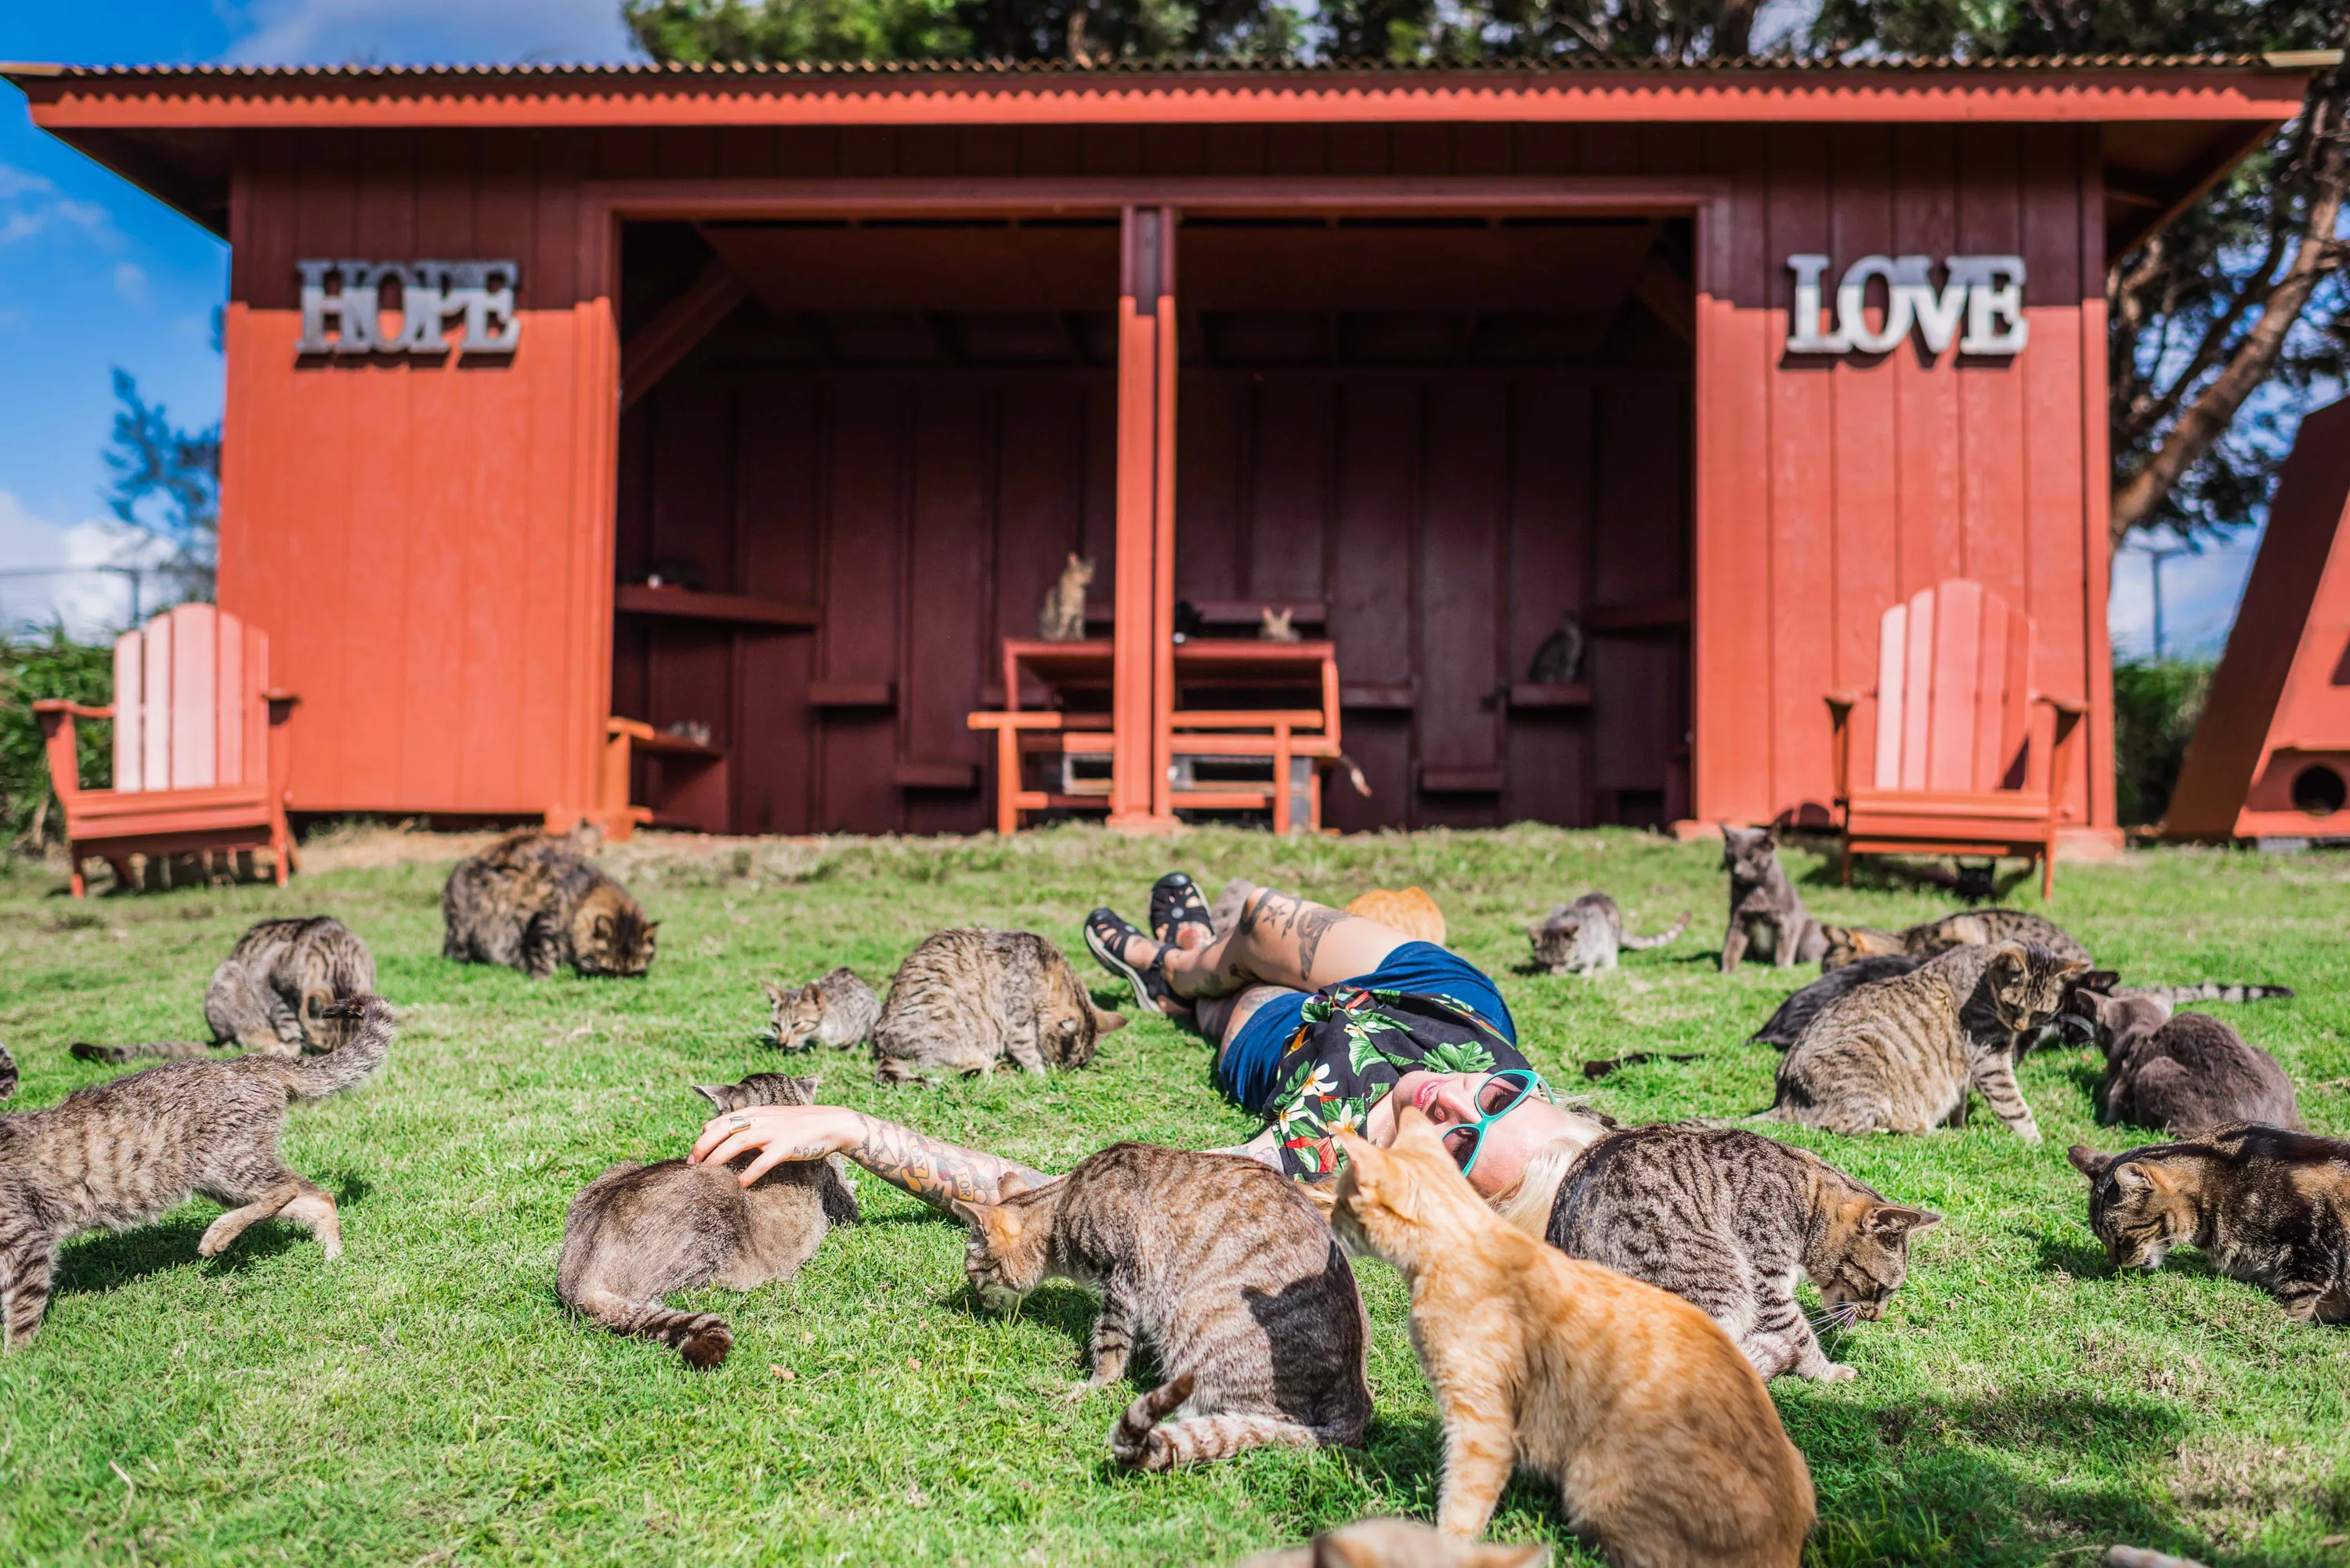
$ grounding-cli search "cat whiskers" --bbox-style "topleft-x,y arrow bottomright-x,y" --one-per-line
1807,1301 -> 1866,1337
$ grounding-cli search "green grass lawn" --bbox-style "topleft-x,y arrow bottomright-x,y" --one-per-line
0,826 -> 2345,1566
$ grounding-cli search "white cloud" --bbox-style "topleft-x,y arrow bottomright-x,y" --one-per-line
0,491 -> 176,643
0,163 -> 118,250
2108,533 -> 2261,663
218,0 -> 638,67
112,262 -> 151,308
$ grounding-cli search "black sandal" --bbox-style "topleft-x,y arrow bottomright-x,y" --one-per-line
1149,872 -> 1213,947
1086,908 -> 1175,1017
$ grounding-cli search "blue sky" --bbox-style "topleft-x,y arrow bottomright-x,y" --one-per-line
0,2 -> 2302,655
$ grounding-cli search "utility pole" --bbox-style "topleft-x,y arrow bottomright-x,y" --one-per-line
2137,539 -> 2190,661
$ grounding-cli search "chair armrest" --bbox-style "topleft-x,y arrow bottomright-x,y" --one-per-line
1824,691 -> 1870,807
2034,692 -> 2088,719
31,700 -> 112,721
967,711 -> 1066,732
1823,690 -> 1865,716
607,717 -> 657,742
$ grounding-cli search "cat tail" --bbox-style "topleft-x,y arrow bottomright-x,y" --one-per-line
2120,982 -> 2295,1005
1108,1373 -> 1330,1471
1739,1104 -> 1793,1125
0,1039 -> 14,1101
569,1287 -> 734,1369
266,996 -> 394,1099
69,1039 -> 216,1065
1619,911 -> 1694,950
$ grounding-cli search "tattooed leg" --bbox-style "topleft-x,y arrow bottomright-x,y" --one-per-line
1116,887 -> 1412,999
842,1114 -> 1054,1213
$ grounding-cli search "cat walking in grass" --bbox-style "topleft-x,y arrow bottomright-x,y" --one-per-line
0,995 -> 394,1349
952,1142 -> 1372,1469
1332,1109 -> 1815,1561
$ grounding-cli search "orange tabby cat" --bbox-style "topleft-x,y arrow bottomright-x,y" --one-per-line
1331,1110 -> 1814,1566
1345,887 -> 1448,946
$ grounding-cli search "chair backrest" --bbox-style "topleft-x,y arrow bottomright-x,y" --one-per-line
1872,578 -> 2033,793
111,603 -> 271,793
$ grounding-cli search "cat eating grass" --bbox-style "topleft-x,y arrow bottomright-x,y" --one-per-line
1526,894 -> 1689,976
872,930 -> 1123,1082
764,968 -> 882,1052
442,831 -> 658,979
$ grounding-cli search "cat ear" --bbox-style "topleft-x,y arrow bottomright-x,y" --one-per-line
761,981 -> 788,1004
1291,1180 -> 1339,1221
1090,1003 -> 1127,1034
692,1084 -> 732,1112
1820,925 -> 1849,945
2066,1144 -> 2111,1180
995,1171 -> 1032,1201
800,980 -> 823,1002
790,1075 -> 822,1099
2110,1160 -> 2171,1194
1868,1205 -> 1941,1236
1990,941 -> 2029,974
2058,957 -> 2092,978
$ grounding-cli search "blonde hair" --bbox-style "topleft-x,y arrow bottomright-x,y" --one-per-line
1490,1135 -> 1591,1238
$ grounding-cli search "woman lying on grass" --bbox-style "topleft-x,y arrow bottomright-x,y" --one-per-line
689,876 -> 1604,1230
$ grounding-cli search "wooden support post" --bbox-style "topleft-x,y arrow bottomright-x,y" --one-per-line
1111,203 -> 1178,831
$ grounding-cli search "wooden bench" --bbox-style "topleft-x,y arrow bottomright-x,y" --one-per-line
34,603 -> 298,897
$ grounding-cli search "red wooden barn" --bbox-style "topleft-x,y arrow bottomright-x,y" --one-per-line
9,55 -> 2319,844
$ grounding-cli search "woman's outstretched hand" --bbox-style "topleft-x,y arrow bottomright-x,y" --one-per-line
688,1104 -> 860,1187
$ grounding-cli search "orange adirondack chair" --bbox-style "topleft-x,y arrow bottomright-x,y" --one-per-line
34,603 -> 298,898
1826,579 -> 2084,898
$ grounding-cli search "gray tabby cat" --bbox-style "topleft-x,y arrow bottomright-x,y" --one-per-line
557,1073 -> 858,1369
2083,994 -> 2301,1136
1719,826 -> 1827,972
71,916 -> 377,1064
1760,941 -> 2087,1142
871,930 -> 1123,1083
1527,894 -> 1690,975
1526,609 -> 1584,685
1819,909 -> 2090,972
1544,1124 -> 1940,1382
0,995 -> 393,1349
2069,1125 -> 2350,1324
1037,552 -> 1094,641
954,1142 -> 1372,1469
764,968 -> 883,1051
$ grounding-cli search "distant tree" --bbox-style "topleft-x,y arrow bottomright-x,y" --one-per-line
102,367 -> 220,605
622,0 -> 1300,64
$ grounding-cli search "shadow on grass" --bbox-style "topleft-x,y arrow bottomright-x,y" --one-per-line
54,1175 -> 373,1296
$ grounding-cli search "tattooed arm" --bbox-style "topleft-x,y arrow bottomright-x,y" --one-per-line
688,1105 -> 1053,1209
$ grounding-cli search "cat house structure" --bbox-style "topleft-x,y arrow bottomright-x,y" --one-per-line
2165,397 -> 2350,845
12,54 -> 2326,844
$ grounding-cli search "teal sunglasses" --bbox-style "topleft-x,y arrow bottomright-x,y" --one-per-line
1443,1068 -> 1555,1176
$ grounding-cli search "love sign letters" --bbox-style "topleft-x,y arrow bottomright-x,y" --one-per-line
295,259 -> 521,356
1785,255 -> 2027,358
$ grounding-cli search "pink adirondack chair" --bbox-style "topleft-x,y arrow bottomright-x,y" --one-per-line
34,603 -> 298,897
1825,579 -> 2084,898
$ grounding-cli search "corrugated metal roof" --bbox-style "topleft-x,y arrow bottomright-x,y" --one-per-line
0,52 -> 2300,81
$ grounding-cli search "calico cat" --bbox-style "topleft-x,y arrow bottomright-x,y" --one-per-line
1238,1519 -> 1548,1568
1527,894 -> 1690,976
1749,954 -> 1925,1049
871,930 -> 1123,1082
1526,610 -> 1584,686
1037,552 -> 1094,641
1258,606 -> 1300,642
442,831 -> 657,979
1329,1110 -> 1814,1558
1544,1124 -> 1940,1382
557,1073 -> 857,1369
1820,909 -> 2090,972
2082,994 -> 2301,1136
2068,1125 -> 2350,1324
1344,887 -> 1448,945
1760,941 -> 2087,1142
72,916 -> 377,1064
1719,826 -> 1827,972
954,1142 -> 1372,1469
764,968 -> 883,1051
0,995 -> 393,1349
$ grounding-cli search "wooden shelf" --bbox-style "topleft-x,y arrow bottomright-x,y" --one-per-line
1508,681 -> 1592,709
808,681 -> 895,709
615,584 -> 821,629
1342,682 -> 1415,710
1586,597 -> 1690,635
896,760 -> 979,789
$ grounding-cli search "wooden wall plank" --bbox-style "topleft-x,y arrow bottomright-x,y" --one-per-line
1829,126 -> 1898,803
1764,126 -> 1836,822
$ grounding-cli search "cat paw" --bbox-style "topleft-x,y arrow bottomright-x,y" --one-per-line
1818,1363 -> 1859,1384
1059,1382 -> 1104,1404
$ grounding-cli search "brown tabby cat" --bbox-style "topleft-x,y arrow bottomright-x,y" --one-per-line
72,915 -> 378,1064
1330,1110 -> 1814,1559
1720,826 -> 1827,972
442,831 -> 657,978
2084,994 -> 2301,1136
1345,887 -> 1448,945
1543,1124 -> 1940,1382
1038,552 -> 1094,641
1820,909 -> 2091,972
558,1073 -> 858,1369
1235,1519 -> 1548,1568
0,995 -> 394,1349
953,1142 -> 1372,1469
871,930 -> 1123,1082
2069,1125 -> 2350,1324
1761,941 -> 2086,1143
764,967 -> 883,1051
